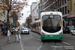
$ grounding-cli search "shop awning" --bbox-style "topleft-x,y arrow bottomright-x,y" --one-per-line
0,20 -> 4,25
63,16 -> 75,21
66,18 -> 75,20
67,15 -> 75,18
66,15 -> 75,20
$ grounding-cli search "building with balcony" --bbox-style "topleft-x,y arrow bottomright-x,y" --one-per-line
40,0 -> 75,28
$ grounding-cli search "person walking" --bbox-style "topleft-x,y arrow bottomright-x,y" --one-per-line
7,28 -> 11,43
18,29 -> 21,40
14,27 -> 19,42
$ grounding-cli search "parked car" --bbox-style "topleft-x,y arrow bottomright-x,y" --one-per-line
63,27 -> 70,34
70,28 -> 75,35
21,28 -> 29,34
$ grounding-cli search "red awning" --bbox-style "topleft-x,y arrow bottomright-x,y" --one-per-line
0,20 -> 4,25
35,18 -> 39,21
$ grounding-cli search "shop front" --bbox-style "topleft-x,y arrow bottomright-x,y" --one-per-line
63,17 -> 68,27
0,20 -> 4,31
67,15 -> 75,30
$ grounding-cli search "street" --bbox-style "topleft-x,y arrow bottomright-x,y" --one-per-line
0,0 -> 75,50
0,29 -> 75,50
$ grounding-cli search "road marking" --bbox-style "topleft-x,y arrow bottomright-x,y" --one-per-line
20,40 -> 24,50
37,45 -> 43,50
37,43 -> 45,50
62,42 -> 71,45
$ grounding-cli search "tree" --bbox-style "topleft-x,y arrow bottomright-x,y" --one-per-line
25,15 -> 32,27
0,0 -> 28,28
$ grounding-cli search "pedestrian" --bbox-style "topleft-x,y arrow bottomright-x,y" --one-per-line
14,27 -> 19,42
7,28 -> 11,43
18,29 -> 21,40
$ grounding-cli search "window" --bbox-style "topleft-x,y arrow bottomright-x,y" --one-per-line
62,0 -> 64,5
42,15 -> 61,33
62,7 -> 64,15
65,6 -> 67,14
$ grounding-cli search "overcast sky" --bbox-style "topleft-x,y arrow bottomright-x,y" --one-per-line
18,0 -> 39,25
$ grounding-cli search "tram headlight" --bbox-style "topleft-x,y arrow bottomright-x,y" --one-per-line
42,32 -> 45,35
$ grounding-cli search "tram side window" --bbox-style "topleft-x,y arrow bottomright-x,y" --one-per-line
36,23 -> 38,27
39,22 -> 40,26
33,24 -> 36,28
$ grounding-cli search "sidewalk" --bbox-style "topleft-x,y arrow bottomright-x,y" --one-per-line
0,34 -> 15,47
0,35 -> 21,50
0,31 -> 6,39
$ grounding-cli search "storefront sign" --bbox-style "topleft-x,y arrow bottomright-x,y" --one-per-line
67,15 -> 75,18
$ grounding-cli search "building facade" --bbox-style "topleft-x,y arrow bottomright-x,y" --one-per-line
0,0 -> 7,31
31,2 -> 37,23
40,0 -> 75,29
37,1 -> 40,19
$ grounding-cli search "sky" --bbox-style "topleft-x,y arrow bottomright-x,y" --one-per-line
18,0 -> 39,25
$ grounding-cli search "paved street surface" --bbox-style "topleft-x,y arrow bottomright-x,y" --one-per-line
0,29 -> 75,50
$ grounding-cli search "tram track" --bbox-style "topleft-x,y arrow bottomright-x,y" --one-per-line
37,42 -> 46,50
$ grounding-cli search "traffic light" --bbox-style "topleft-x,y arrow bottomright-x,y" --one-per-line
68,0 -> 72,10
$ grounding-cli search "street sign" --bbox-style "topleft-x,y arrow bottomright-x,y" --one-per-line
37,9 -> 40,11
37,9 -> 40,13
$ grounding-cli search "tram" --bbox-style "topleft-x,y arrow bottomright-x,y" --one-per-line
40,11 -> 63,41
31,20 -> 41,34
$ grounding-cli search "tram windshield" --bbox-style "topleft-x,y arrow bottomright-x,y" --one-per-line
42,15 -> 61,33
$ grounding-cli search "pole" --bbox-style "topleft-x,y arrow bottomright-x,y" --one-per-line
4,20 -> 6,35
7,10 -> 9,29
